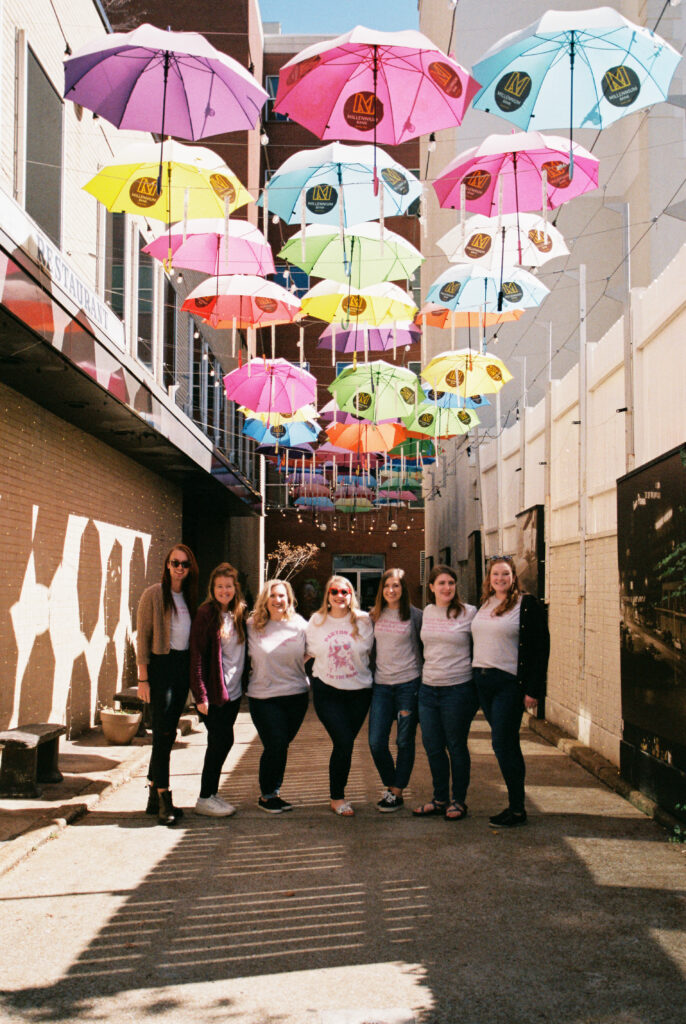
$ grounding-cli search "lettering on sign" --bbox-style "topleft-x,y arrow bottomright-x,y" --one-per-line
343,91 -> 383,132
602,65 -> 641,107
129,177 -> 159,208
306,184 -> 338,215
495,71 -> 532,112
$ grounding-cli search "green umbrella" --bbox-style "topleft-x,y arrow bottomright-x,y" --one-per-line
334,497 -> 374,513
279,221 -> 423,288
389,438 -> 438,460
402,402 -> 479,438
329,359 -> 419,422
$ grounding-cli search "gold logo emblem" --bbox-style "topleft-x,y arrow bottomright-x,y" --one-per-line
602,65 -> 640,107
418,412 -> 434,428
129,177 -> 159,208
528,229 -> 553,253
354,391 -> 372,411
399,386 -> 416,404
445,369 -> 465,388
381,167 -> 409,195
465,232 -> 492,258
342,295 -> 367,315
255,296 -> 278,312
428,62 -> 463,98
486,364 -> 503,381
343,91 -> 384,132
270,424 -> 286,438
306,184 -> 338,214
541,161 -> 570,189
287,55 -> 321,86
495,71 -> 532,112
439,280 -> 461,303
210,174 -> 236,202
457,410 -> 471,425
463,169 -> 491,200
193,295 -> 213,309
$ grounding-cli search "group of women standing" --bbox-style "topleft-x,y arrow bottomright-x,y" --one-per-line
135,545 -> 549,827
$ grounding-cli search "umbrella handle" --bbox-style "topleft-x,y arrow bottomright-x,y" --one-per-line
569,32 -> 575,181
156,51 -> 171,196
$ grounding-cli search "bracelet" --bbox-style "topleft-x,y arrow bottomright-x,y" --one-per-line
138,678 -> 148,683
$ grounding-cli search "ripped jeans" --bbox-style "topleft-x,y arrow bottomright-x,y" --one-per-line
368,677 -> 420,790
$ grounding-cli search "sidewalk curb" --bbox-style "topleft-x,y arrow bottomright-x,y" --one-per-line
0,715 -> 197,876
526,714 -> 682,836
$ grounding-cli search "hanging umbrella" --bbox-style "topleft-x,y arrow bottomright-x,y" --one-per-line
143,219 -> 274,276
421,385 -> 490,411
334,484 -> 376,501
223,358 -> 317,415
279,222 -> 423,288
293,481 -> 331,498
427,264 -> 549,315
286,470 -> 328,485
318,321 -> 420,359
389,438 -> 437,461
302,280 -> 417,328
257,442 -> 314,461
335,497 -> 374,513
438,212 -> 568,269
326,420 -> 408,453
472,8 -> 681,165
295,496 -> 335,510
238,404 -> 318,425
64,23 -> 267,139
262,142 -> 421,226
403,403 -> 480,438
83,139 -> 251,223
422,349 -> 513,397
417,304 -> 524,329
377,490 -> 418,503
243,418 -> 319,448
329,359 -> 419,422
337,473 -> 377,488
433,131 -> 599,216
183,276 -> 301,330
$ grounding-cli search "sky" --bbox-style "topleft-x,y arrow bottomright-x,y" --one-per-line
259,0 -> 419,35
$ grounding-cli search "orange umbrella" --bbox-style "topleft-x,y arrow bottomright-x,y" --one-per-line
416,304 -> 524,329
326,420 -> 407,453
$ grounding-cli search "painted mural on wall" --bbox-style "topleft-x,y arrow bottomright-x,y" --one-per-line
617,444 -> 686,816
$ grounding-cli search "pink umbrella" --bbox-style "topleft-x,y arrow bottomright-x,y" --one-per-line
182,275 -> 301,330
143,219 -> 274,276
223,358 -> 317,415
433,131 -> 599,216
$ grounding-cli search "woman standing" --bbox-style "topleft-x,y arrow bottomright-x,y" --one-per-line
247,579 -> 309,813
471,556 -> 549,827
306,576 -> 374,817
189,562 -> 247,818
136,544 -> 198,826
413,565 -> 478,822
368,569 -> 423,812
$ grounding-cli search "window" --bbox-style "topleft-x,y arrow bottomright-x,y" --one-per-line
137,233 -> 154,368
272,263 -> 309,298
25,49 -> 62,243
265,75 -> 289,122
407,170 -> 421,217
162,278 -> 177,390
104,212 -> 126,319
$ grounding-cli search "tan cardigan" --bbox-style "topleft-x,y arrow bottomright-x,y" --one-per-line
136,584 -> 172,666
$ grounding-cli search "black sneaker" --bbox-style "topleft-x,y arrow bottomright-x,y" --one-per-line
489,807 -> 527,827
258,796 -> 293,813
376,790 -> 404,813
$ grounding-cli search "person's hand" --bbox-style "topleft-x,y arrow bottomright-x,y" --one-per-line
524,695 -> 538,713
197,702 -> 209,716
137,681 -> 150,703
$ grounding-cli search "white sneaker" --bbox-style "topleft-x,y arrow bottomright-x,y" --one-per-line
194,796 -> 234,818
211,795 -> 236,816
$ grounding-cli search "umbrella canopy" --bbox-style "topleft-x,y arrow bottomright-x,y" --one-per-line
329,360 -> 419,422
238,404 -> 318,425
422,349 -> 513,397
273,26 -> 479,145
143,219 -> 274,276
83,139 -> 251,223
377,490 -> 418,503
64,23 -> 267,138
279,222 -> 423,288
403,403 -> 480,438
293,481 -> 331,498
422,385 -> 490,410
433,131 -> 599,216
337,473 -> 377,487
427,264 -> 549,314
389,438 -> 437,461
438,212 -> 568,269
302,280 -> 417,327
334,497 -> 374,512
223,358 -> 317,414
318,320 -> 420,356
261,142 -> 421,226
326,420 -> 408,453
183,275 -> 301,329
417,304 -> 524,330
294,496 -> 335,510
472,8 -> 681,138
334,484 -> 376,501
243,418 -> 319,447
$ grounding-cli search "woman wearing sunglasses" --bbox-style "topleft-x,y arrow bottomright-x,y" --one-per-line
471,556 -> 549,827
306,576 -> 374,816
189,563 -> 248,817
136,544 -> 199,826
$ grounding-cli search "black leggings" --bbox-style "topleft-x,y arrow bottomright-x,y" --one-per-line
148,651 -> 190,790
198,697 -> 242,798
311,677 -> 372,800
249,692 -> 309,797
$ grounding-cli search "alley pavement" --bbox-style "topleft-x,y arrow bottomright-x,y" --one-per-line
0,705 -> 684,1024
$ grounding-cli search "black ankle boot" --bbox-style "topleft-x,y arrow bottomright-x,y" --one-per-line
145,784 -> 159,816
158,790 -> 177,826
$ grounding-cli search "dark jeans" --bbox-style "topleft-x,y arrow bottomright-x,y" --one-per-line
368,677 -> 420,790
148,650 -> 190,790
198,697 -> 242,798
311,677 -> 372,800
249,691 -> 309,797
418,680 -> 479,805
474,667 -> 526,812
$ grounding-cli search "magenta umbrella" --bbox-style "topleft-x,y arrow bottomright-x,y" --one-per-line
143,219 -> 274,276
318,321 -> 420,358
433,131 -> 599,216
223,358 -> 317,415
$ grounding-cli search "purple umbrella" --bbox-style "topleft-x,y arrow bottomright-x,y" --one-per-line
317,321 -> 420,358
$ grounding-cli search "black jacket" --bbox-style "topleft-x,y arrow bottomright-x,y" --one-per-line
516,594 -> 550,700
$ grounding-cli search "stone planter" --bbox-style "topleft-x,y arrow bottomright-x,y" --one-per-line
100,708 -> 142,745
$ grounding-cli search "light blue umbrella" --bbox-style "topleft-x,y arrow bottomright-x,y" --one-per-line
261,141 -> 421,226
426,264 -> 548,314
421,385 -> 491,411
294,496 -> 335,510
472,7 -> 681,167
243,418 -> 319,447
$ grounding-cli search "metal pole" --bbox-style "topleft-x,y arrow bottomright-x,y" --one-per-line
578,263 -> 587,690
495,390 -> 504,555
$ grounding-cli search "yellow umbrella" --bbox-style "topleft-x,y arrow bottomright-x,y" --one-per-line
237,404 -> 318,424
421,348 -> 512,397
83,138 -> 252,222
301,280 -> 417,327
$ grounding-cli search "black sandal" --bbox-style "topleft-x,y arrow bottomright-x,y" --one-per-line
445,802 -> 468,821
412,800 -> 447,817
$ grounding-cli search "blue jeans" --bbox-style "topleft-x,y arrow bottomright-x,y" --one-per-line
368,677 -> 420,790
474,668 -> 526,812
249,692 -> 309,797
418,680 -> 479,805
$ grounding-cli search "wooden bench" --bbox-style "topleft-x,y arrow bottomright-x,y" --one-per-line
0,723 -> 66,798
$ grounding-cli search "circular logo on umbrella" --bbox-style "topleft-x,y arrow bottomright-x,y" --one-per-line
501,282 -> 523,303
494,71 -> 532,112
287,55 -> 321,86
210,174 -> 236,202
439,281 -> 461,303
541,160 -> 571,189
399,386 -> 416,404
342,295 -> 367,315
471,394 -> 484,405
418,412 -> 434,428
255,296 -> 278,312
381,168 -> 409,195
463,169 -> 492,200
425,388 -> 445,401
428,62 -> 463,98
465,232 -> 492,258
602,65 -> 641,108
343,92 -> 384,132
270,424 -> 287,438
193,295 -> 213,308
354,391 -> 372,411
306,184 -> 338,214
528,229 -> 553,253
486,364 -> 503,381
457,410 -> 472,425
129,177 -> 160,208
445,369 -> 465,387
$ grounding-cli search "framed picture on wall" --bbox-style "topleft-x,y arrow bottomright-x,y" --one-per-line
439,546 -> 451,567
514,505 -> 544,599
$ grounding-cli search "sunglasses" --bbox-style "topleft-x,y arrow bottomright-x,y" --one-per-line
170,559 -> 190,569
329,587 -> 351,597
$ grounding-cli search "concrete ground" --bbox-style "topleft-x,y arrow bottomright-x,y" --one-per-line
0,705 -> 684,1024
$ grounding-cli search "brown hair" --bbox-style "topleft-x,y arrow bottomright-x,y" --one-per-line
202,562 -> 247,643
480,556 -> 521,616
161,544 -> 199,617
251,578 -> 297,631
370,568 -> 411,623
312,575 -> 363,639
427,564 -> 464,619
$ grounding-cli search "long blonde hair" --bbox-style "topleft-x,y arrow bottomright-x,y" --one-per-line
251,578 -> 297,631
480,556 -> 521,616
312,575 -> 363,639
